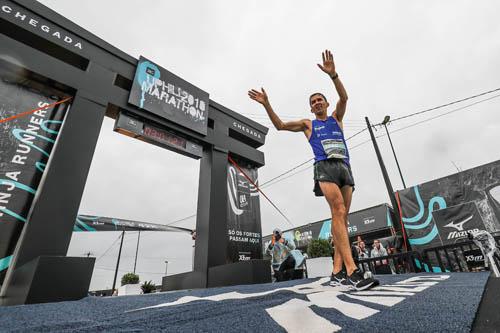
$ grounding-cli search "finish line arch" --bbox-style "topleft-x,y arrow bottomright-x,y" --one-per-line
0,0 -> 269,305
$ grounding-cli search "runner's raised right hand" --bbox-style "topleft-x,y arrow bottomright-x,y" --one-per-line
248,88 -> 269,106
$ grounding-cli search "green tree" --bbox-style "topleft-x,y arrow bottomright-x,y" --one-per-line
121,272 -> 139,286
307,239 -> 332,258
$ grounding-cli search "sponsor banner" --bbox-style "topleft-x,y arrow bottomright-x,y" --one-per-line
227,163 -> 262,262
74,215 -> 192,233
463,248 -> 485,269
0,79 -> 68,282
432,202 -> 486,245
128,56 -> 209,136
348,204 -> 393,236
397,159 -> 500,251
262,204 -> 394,252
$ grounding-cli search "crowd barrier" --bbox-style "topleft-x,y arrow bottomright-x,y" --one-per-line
421,235 -> 500,273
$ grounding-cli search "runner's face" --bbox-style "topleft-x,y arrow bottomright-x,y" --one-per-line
310,94 -> 329,115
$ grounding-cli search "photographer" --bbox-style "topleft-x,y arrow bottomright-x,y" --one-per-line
266,228 -> 296,281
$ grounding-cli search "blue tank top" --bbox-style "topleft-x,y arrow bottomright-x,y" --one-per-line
309,116 -> 350,165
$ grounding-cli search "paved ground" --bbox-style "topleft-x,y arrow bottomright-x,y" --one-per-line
0,272 -> 489,332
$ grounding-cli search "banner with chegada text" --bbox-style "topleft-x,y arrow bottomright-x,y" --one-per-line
0,79 -> 69,283
226,162 -> 262,262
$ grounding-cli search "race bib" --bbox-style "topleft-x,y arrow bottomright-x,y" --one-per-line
321,139 -> 347,159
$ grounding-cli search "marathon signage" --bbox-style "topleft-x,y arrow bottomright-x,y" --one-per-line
128,56 -> 209,136
432,202 -> 486,244
0,1 -> 83,50
0,79 -> 68,283
231,121 -> 265,144
226,163 -> 262,262
398,159 -> 500,251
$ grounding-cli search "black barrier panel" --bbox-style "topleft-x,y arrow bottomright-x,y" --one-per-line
422,235 -> 500,273
0,78 -> 69,284
397,159 -> 500,252
226,163 -> 262,262
129,56 -> 209,136
356,251 -> 423,275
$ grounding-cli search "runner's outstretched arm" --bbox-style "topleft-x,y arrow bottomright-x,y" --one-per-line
248,87 -> 309,133
317,49 -> 348,122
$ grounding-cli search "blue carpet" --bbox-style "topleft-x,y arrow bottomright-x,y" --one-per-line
0,272 -> 489,332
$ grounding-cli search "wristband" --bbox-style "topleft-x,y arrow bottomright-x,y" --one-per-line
330,73 -> 339,80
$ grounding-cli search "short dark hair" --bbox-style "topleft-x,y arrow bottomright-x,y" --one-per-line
309,92 -> 328,105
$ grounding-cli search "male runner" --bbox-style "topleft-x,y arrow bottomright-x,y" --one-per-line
248,50 -> 378,290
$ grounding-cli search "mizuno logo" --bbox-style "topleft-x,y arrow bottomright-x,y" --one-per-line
444,215 -> 473,231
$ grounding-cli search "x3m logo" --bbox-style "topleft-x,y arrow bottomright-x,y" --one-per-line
131,275 -> 449,332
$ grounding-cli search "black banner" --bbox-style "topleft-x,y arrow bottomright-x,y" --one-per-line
74,215 -> 192,233
348,204 -> 394,236
398,159 -> 500,252
262,204 -> 394,252
128,56 -> 209,136
226,163 -> 262,262
432,202 -> 486,245
0,79 -> 68,281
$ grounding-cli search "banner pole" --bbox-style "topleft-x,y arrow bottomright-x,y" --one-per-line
112,230 -> 125,294
133,231 -> 140,274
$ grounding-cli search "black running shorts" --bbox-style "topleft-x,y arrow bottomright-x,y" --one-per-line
313,159 -> 355,196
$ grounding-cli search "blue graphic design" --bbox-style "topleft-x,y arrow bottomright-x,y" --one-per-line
136,61 -> 161,108
0,180 -> 36,223
75,215 -> 98,232
35,162 -> 45,172
386,210 -> 393,227
112,218 -> 119,230
402,186 -> 447,245
40,120 -> 63,135
0,255 -> 13,272
402,187 -> 425,223
1,116 -> 63,272
12,129 -> 55,157
408,225 -> 439,245
318,220 -> 332,240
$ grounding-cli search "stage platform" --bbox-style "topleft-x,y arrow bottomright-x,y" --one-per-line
0,272 -> 496,332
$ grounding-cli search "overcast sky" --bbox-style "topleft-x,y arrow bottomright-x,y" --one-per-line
37,0 -> 500,290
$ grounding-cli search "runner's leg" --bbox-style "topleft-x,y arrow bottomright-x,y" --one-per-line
332,185 -> 353,273
320,181 -> 357,275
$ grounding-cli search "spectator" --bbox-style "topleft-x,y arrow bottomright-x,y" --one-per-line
370,239 -> 388,258
266,228 -> 296,281
357,240 -> 371,273
386,247 -> 397,274
358,241 -> 369,259
371,239 -> 392,274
